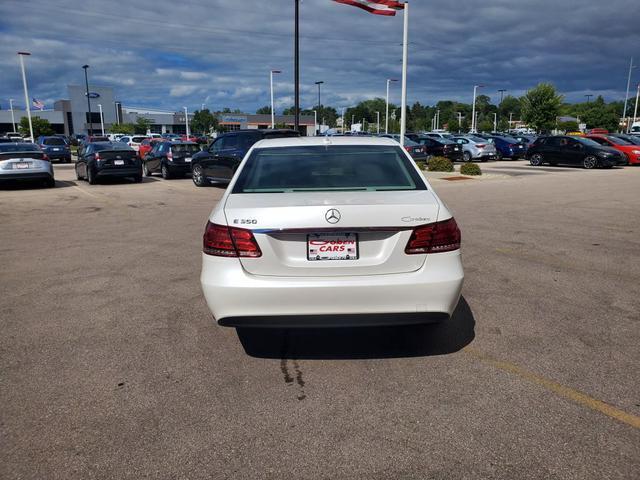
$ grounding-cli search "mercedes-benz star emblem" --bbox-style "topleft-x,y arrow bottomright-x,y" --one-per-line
325,209 -> 341,224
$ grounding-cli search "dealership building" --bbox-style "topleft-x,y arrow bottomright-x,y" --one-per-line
0,85 -> 316,136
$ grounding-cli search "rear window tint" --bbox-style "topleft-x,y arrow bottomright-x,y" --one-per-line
0,143 -> 40,152
131,137 -> 147,143
172,144 -> 201,154
43,138 -> 66,145
233,145 -> 426,193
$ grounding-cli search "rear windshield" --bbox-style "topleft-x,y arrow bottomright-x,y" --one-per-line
131,137 -> 147,143
172,144 -> 201,154
0,143 -> 40,152
574,137 -> 601,147
605,136 -> 631,145
232,145 -> 426,193
43,138 -> 66,145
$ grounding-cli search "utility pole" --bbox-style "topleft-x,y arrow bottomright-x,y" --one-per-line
633,83 -> 640,133
9,98 -> 16,132
471,84 -> 484,133
270,69 -> 281,129
622,58 -> 635,132
98,103 -> 105,135
376,111 -> 380,134
385,79 -> 397,134
315,81 -> 324,135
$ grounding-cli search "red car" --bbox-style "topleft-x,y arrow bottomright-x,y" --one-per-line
585,134 -> 640,165
138,138 -> 164,159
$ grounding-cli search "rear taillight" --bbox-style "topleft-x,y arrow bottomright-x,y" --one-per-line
476,144 -> 486,148
203,222 -> 262,258
95,153 -> 101,161
167,151 -> 173,160
405,218 -> 461,254
42,154 -> 49,161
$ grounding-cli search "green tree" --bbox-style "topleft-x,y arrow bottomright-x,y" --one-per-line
134,117 -> 153,134
256,106 -> 272,114
191,109 -> 219,134
580,96 -> 619,131
109,123 -> 135,134
19,116 -> 54,138
521,83 -> 563,133
498,95 -> 521,125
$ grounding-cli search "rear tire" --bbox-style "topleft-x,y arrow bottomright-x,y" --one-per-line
143,162 -> 152,177
161,163 -> 171,179
87,167 -> 97,185
530,153 -> 543,166
192,164 -> 206,187
75,167 -> 82,180
463,151 -> 472,162
133,175 -> 143,183
583,156 -> 597,169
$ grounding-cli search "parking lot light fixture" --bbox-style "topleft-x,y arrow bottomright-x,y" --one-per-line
376,111 -> 380,134
585,94 -> 593,103
623,58 -> 635,132
184,107 -> 190,138
270,69 -> 281,129
18,52 -> 34,141
98,104 -> 104,135
313,109 -> 317,136
456,112 -> 462,133
493,112 -> 497,132
385,79 -> 398,134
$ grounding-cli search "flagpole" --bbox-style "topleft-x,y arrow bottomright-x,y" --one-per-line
18,52 -> 34,141
294,0 -> 300,132
399,2 -> 408,146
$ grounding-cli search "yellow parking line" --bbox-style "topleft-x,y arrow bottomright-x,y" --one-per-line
463,347 -> 640,430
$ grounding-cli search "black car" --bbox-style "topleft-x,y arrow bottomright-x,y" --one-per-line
36,136 -> 72,163
527,136 -> 627,169
143,141 -> 201,179
411,135 -> 463,161
190,129 -> 300,187
75,142 -> 141,184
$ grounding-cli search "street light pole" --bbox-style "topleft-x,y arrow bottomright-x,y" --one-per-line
585,94 -> 593,103
376,111 -> 380,134
471,84 -> 483,133
9,99 -> 16,132
82,65 -> 93,136
436,109 -> 440,130
315,81 -> 324,135
385,78 -> 397,134
313,110 -> 317,136
456,112 -> 462,133
98,104 -> 105,135
341,107 -> 346,134
493,112 -> 497,132
18,52 -> 34,141
270,69 -> 281,129
184,107 -> 190,137
294,0 -> 300,131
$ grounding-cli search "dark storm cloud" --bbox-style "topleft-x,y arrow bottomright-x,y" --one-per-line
1,0 -> 638,112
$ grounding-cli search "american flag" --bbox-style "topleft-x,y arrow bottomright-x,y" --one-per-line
32,98 -> 45,110
333,0 -> 405,16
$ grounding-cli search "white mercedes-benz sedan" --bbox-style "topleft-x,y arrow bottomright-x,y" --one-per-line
200,136 -> 464,327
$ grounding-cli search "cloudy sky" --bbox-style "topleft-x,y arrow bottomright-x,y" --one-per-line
1,0 -> 638,113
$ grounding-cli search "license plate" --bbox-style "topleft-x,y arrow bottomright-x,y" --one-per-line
114,160 -> 125,165
14,162 -> 30,169
185,157 -> 192,162
53,148 -> 60,151
307,233 -> 358,261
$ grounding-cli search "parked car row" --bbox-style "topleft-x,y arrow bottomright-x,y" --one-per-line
526,136 -> 629,168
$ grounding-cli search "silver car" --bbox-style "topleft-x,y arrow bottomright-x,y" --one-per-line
452,136 -> 498,162
0,143 -> 55,188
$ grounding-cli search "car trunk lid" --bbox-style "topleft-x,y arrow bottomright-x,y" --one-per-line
224,190 -> 441,277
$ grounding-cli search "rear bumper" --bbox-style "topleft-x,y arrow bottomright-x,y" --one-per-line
167,161 -> 192,172
95,167 -> 141,177
0,171 -> 53,182
201,250 -> 464,327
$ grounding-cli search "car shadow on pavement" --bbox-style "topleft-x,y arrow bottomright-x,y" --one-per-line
236,297 -> 475,360
0,180 -> 74,190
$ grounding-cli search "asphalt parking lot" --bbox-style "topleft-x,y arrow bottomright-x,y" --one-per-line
1,162 -> 639,479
